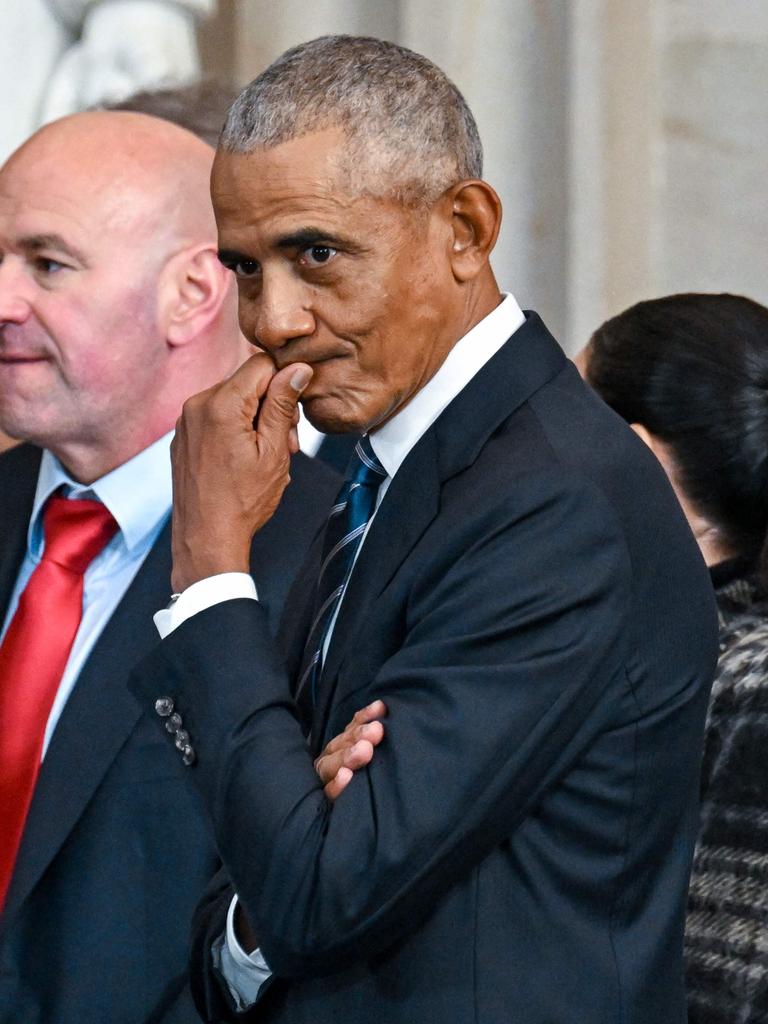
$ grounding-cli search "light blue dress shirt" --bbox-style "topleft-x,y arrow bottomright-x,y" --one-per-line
1,431 -> 174,758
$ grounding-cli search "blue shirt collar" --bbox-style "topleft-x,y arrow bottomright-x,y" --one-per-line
29,431 -> 174,558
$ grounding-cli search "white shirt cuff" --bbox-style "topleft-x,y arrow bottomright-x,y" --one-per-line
211,895 -> 272,1011
153,573 -> 258,638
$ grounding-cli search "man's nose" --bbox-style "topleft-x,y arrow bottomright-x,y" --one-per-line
246,275 -> 315,353
0,258 -> 32,324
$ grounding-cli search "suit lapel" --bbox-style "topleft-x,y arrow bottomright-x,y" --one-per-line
0,446 -> 40,616
2,518 -> 173,924
311,313 -> 567,741
275,529 -> 328,735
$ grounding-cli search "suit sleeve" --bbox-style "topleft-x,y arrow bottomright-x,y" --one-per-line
129,470 -> 631,979
186,866 -> 279,1021
146,978 -> 202,1024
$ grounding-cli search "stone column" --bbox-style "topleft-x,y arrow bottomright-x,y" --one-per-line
401,0 -> 571,343
566,0 -> 662,351
658,1 -> 768,305
232,0 -> 398,83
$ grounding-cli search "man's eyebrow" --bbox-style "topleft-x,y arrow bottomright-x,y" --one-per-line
274,228 -> 351,250
217,229 -> 360,266
218,248 -> 255,267
18,234 -> 87,264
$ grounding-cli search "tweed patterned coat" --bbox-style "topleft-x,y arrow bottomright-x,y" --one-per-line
686,559 -> 768,1023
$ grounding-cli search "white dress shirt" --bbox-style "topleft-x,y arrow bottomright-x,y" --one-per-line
297,409 -> 325,457
2,432 -> 173,757
156,294 -> 526,1007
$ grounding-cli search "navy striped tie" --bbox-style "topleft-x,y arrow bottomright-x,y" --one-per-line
297,436 -> 386,707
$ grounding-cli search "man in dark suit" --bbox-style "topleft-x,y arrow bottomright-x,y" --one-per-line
0,110 -> 339,1023
131,36 -> 719,1023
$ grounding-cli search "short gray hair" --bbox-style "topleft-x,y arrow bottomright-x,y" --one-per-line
221,35 -> 483,206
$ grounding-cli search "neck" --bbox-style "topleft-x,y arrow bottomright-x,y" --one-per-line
673,488 -> 736,567
51,428 -> 171,485
692,520 -> 737,568
460,273 -> 504,339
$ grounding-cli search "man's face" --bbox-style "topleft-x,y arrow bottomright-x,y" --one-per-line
0,153 -> 167,455
211,128 -> 460,433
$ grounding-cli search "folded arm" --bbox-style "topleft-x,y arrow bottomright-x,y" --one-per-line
131,472 -> 631,979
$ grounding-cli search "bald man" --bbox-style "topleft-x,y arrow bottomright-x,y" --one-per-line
0,112 -> 339,1024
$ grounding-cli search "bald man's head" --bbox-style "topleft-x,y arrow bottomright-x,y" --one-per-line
0,112 -> 242,482
3,111 -> 218,260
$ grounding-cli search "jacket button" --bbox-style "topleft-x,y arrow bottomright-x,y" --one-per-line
155,697 -> 174,717
165,712 -> 183,734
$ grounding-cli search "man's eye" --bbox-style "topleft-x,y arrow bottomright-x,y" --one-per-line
299,245 -> 337,267
35,257 -> 66,274
233,259 -> 260,278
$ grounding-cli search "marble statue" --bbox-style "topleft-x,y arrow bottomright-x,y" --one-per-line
0,0 -> 214,162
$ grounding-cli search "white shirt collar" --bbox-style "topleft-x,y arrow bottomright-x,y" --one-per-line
369,292 -> 525,479
297,409 -> 325,458
30,431 -> 174,556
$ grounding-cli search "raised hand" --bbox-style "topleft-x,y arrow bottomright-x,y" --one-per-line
169,352 -> 312,592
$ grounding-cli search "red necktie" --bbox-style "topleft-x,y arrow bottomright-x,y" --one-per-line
0,495 -> 117,908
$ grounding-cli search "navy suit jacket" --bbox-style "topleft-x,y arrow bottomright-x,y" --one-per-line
0,444 -> 339,1024
314,433 -> 359,475
131,314 -> 718,1024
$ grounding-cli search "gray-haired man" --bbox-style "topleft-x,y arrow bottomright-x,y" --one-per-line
131,35 -> 717,1023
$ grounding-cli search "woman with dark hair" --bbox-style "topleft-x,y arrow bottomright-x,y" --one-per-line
579,292 -> 768,1023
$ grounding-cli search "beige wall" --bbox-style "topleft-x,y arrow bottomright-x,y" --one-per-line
200,0 -> 768,353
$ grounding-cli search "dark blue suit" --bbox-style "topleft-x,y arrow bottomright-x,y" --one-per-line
314,433 -> 359,475
0,444 -> 339,1024
132,314 -> 718,1023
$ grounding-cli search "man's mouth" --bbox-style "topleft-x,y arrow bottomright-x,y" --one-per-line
0,353 -> 49,364
274,352 -> 343,373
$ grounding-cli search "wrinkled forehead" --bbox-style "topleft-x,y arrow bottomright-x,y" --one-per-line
210,130 -> 420,251
213,131 -> 347,199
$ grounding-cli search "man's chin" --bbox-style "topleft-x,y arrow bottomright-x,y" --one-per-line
301,393 -> 369,435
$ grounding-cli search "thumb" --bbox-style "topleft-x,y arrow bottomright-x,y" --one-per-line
256,363 -> 313,444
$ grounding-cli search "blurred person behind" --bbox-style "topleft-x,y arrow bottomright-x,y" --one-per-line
0,80 -> 237,462
108,78 -> 239,149
0,110 -> 338,1024
578,292 -> 768,1023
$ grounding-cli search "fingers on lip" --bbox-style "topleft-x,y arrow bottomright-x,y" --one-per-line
277,350 -> 344,370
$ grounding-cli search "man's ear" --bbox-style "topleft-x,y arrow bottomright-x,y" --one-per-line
446,179 -> 502,283
160,245 -> 231,347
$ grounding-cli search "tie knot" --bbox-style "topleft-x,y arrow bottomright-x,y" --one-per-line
41,496 -> 118,574
348,437 -> 386,489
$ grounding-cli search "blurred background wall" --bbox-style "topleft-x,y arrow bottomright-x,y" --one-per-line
3,0 -> 767,354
